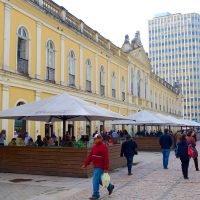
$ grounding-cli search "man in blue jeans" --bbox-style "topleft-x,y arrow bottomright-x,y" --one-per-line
82,134 -> 114,200
159,129 -> 172,169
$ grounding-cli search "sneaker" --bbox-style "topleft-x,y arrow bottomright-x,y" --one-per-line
108,185 -> 115,195
89,196 -> 99,200
184,177 -> 189,179
128,172 -> 133,175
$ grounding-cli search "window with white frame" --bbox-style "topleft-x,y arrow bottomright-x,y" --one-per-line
86,59 -> 92,92
112,72 -> 116,98
68,50 -> 76,86
17,27 -> 29,75
100,66 -> 105,96
122,76 -> 125,101
46,40 -> 55,82
137,71 -> 141,98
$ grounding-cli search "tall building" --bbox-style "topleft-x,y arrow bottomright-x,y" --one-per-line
149,12 -> 200,121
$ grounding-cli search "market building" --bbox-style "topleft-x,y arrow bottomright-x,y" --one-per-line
0,0 -> 182,142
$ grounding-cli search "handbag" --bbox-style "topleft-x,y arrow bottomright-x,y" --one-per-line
188,144 -> 195,158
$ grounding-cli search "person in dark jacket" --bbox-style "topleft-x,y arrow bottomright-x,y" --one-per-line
177,134 -> 190,179
120,134 -> 138,175
82,134 -> 114,200
159,129 -> 172,169
187,130 -> 199,171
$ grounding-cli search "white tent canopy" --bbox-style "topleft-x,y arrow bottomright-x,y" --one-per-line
112,110 -> 200,127
113,110 -> 169,126
0,93 -> 129,122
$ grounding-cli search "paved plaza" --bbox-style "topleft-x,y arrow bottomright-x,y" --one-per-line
0,142 -> 200,200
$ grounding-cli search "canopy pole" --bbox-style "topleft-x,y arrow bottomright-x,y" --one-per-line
63,118 -> 66,139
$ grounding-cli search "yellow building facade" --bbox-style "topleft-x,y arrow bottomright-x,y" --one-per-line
0,0 -> 182,142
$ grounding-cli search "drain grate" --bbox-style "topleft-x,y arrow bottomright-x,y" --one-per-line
9,178 -> 32,183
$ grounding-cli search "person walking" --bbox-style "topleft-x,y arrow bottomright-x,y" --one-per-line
159,128 -> 172,169
177,134 -> 190,179
81,133 -> 114,200
186,130 -> 199,171
120,134 -> 138,175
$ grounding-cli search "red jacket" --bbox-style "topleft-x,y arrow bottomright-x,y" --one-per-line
84,141 -> 109,170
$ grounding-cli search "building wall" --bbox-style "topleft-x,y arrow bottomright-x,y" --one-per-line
0,3 -> 4,68
0,0 -> 182,142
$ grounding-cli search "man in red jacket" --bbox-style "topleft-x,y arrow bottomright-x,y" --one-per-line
82,133 -> 114,200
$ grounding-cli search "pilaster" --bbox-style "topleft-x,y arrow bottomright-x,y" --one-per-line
35,90 -> 41,140
60,35 -> 65,85
36,22 -> 42,79
79,45 -> 83,89
3,3 -> 12,70
2,85 -> 9,136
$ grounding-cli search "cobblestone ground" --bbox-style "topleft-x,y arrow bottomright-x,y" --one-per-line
0,142 -> 200,200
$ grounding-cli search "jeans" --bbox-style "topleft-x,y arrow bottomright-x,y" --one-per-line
92,168 -> 113,198
126,156 -> 133,173
181,159 -> 189,178
162,149 -> 170,169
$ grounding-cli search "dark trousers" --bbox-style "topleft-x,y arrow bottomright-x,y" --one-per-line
181,159 -> 189,178
194,157 -> 199,170
126,156 -> 133,173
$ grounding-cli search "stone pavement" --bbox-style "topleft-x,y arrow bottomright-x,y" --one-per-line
0,142 -> 200,200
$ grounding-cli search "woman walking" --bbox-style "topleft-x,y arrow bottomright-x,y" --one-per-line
177,134 -> 190,179
186,130 -> 199,171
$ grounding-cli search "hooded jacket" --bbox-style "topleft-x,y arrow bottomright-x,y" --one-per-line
84,141 -> 109,170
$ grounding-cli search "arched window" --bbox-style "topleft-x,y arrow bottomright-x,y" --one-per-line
100,66 -> 105,96
17,27 -> 29,75
86,59 -> 92,92
14,102 -> 27,134
122,76 -> 125,101
46,40 -> 55,82
131,68 -> 134,95
68,50 -> 76,86
137,71 -> 141,98
112,72 -> 116,98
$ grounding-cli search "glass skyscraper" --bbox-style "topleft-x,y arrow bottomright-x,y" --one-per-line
149,12 -> 200,121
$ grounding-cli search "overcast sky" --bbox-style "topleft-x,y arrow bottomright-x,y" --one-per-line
54,0 -> 200,52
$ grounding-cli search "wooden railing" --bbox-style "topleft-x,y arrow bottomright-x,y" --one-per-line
0,144 -> 126,178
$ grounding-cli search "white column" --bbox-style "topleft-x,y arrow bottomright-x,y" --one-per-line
60,35 -> 65,85
2,85 -> 9,139
134,68 -> 137,96
128,65 -> 131,95
128,65 -> 132,103
147,77 -> 150,100
79,45 -> 83,89
141,72 -> 144,99
3,4 -> 12,70
118,66 -> 121,100
107,60 -> 110,97
95,54 -> 98,94
35,91 -> 41,140
36,22 -> 42,79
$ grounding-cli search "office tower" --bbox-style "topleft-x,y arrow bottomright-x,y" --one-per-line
149,12 -> 200,121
